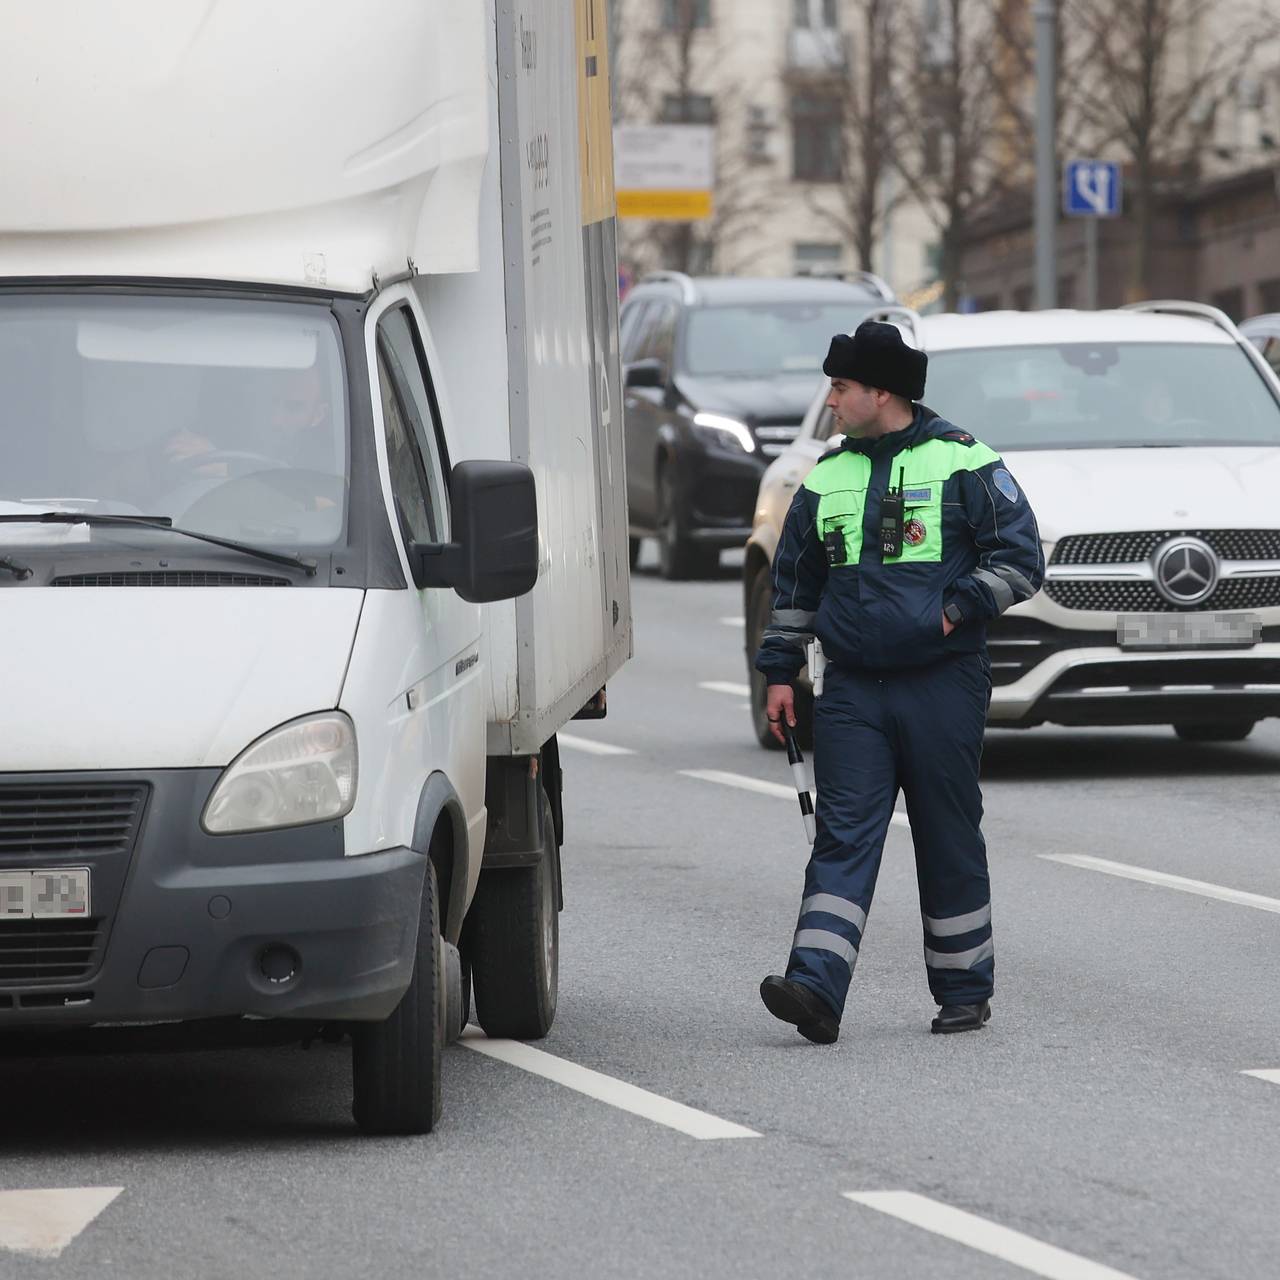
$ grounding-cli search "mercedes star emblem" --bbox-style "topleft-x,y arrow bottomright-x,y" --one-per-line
1153,537 -> 1218,606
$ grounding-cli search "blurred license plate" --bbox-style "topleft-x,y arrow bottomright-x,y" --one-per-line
0,868 -> 90,919
1117,612 -> 1261,651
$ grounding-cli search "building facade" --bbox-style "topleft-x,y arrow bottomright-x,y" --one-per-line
608,0 -> 937,297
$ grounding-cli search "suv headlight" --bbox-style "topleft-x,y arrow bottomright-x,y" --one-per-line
202,712 -> 358,834
693,412 -> 756,453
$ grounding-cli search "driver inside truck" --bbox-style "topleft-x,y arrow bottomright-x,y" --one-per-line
163,362 -> 336,477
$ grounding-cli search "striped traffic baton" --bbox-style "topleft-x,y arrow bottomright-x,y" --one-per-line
782,722 -> 816,845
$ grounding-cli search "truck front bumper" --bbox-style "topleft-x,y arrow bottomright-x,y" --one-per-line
0,769 -> 425,1028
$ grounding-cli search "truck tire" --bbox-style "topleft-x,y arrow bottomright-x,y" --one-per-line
657,469 -> 718,580
1174,720 -> 1255,742
747,562 -> 813,751
351,861 -> 442,1135
466,789 -> 558,1040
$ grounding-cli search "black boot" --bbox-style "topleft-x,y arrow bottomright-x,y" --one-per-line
759,975 -> 839,1044
930,1000 -> 991,1034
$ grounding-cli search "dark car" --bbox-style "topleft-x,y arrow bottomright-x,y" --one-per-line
620,271 -> 894,578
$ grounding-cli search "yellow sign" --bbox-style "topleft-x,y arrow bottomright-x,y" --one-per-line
617,189 -> 714,221
576,0 -> 615,226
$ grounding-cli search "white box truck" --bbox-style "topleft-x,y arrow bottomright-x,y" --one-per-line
0,0 -> 629,1133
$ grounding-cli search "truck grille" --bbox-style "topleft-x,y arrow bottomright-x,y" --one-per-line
0,918 -> 104,982
1045,577 -> 1280,613
53,571 -> 290,587
1053,530 -> 1280,565
0,785 -> 147,859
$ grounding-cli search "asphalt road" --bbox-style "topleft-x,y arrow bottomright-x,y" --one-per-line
4,545 -> 1280,1279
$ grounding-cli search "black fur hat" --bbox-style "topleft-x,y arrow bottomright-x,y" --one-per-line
822,320 -> 927,401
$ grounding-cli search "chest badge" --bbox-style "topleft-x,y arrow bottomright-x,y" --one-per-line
903,517 -> 927,547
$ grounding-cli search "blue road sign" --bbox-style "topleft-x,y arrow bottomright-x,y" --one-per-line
1064,160 -> 1122,217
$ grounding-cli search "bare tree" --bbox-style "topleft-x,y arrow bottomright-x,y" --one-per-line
891,0 -> 1018,309
1061,0 -> 1267,299
801,0 -> 907,273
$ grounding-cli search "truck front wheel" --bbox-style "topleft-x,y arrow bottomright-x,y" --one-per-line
351,861 -> 442,1135
466,789 -> 559,1039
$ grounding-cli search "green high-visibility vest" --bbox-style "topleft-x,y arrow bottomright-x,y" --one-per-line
804,437 -> 1000,566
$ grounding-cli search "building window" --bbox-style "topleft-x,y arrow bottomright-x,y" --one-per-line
661,93 -> 715,124
1257,277 -> 1280,313
791,92 -> 842,182
794,242 -> 843,276
662,0 -> 710,30
794,0 -> 837,27
1211,286 -> 1244,322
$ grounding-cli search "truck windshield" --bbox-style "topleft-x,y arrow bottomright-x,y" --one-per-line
925,342 -> 1280,451
683,303 -> 874,377
0,294 -> 348,549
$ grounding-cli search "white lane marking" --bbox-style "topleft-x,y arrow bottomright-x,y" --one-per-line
719,616 -> 745,627
556,732 -> 635,757
460,1032 -> 760,1140
1041,854 -> 1280,915
699,680 -> 751,698
844,1191 -> 1140,1280
0,1188 -> 123,1260
1242,1068 -> 1280,1085
680,769 -> 910,828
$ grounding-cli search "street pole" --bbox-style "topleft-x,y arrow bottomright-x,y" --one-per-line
1033,0 -> 1057,309
1084,216 -> 1098,309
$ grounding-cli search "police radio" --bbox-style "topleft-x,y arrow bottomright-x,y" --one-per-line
880,467 -> 905,558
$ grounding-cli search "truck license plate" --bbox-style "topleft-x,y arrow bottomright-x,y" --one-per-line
1117,612 -> 1261,651
0,868 -> 91,919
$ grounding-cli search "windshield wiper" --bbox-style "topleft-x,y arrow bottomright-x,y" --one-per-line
0,554 -> 32,580
0,512 -> 317,576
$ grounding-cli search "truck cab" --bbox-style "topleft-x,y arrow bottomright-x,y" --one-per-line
0,0 -> 629,1134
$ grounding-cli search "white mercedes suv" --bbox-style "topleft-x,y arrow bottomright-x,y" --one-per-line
744,302 -> 1280,748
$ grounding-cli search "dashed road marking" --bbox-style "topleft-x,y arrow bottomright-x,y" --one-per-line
1040,854 -> 1280,915
699,680 -> 751,698
0,1188 -> 123,1260
557,732 -> 635,757
680,769 -> 910,828
719,616 -> 745,627
1242,1068 -> 1280,1086
460,1032 -> 760,1140
844,1191 -> 1140,1280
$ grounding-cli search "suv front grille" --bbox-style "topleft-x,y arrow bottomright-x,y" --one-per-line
0,785 -> 147,858
0,918 -> 103,982
1054,530 -> 1280,564
1045,577 -> 1280,613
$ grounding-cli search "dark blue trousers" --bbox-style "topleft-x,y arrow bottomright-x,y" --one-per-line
786,653 -> 994,1016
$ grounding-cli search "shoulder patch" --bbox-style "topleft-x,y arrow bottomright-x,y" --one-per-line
941,430 -> 975,445
992,468 -> 1019,502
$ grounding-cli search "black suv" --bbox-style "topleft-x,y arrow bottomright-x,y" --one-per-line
620,272 -> 894,578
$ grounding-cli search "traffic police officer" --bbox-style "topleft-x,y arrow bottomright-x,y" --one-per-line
757,320 -> 1043,1043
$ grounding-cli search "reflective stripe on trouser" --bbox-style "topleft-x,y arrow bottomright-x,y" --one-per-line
784,652 -> 994,1015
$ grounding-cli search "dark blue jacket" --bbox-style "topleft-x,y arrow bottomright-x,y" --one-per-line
756,405 -> 1044,683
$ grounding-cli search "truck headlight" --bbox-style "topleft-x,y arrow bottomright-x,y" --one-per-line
202,712 -> 357,834
693,412 -> 756,453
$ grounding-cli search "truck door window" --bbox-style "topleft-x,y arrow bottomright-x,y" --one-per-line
376,306 -> 452,539
376,347 -> 437,546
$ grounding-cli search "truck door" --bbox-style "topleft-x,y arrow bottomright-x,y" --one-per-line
370,299 -> 486,873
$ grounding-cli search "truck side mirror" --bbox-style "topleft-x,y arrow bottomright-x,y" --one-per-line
409,460 -> 539,602
624,358 -> 666,390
